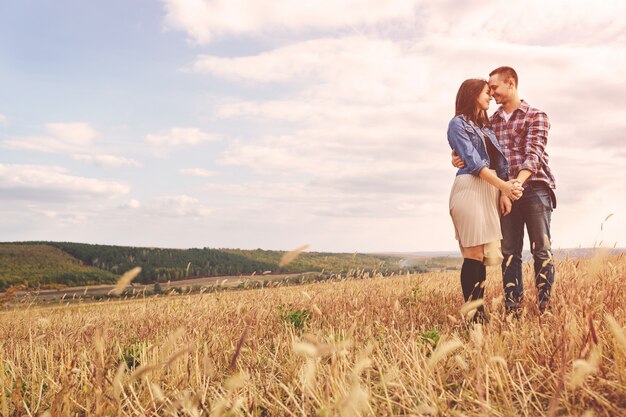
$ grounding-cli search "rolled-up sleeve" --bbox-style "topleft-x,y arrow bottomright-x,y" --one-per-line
521,111 -> 550,174
447,118 -> 488,176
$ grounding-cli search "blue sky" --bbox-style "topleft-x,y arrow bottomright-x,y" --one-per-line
1,0 -> 625,252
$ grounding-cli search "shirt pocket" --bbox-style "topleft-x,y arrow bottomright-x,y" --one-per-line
512,126 -> 527,148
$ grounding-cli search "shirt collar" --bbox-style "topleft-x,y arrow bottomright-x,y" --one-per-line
493,99 -> 529,120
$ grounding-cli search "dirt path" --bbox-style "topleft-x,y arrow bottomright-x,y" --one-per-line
4,272 -> 314,304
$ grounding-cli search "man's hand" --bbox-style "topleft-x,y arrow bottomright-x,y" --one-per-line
500,195 -> 512,216
451,150 -> 465,168
501,179 -> 524,201
510,180 -> 523,200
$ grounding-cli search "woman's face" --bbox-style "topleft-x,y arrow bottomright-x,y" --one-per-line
476,84 -> 492,111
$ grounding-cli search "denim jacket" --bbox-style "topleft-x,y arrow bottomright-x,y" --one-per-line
447,115 -> 509,180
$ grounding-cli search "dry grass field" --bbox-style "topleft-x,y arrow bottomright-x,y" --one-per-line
0,253 -> 624,416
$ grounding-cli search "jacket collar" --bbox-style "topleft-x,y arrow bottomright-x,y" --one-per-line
459,114 -> 484,132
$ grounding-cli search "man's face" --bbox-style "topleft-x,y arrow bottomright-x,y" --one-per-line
488,74 -> 512,105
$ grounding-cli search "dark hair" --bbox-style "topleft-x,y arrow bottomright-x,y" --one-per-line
489,66 -> 518,87
455,78 -> 489,127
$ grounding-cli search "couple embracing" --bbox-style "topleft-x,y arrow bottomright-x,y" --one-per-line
448,66 -> 556,322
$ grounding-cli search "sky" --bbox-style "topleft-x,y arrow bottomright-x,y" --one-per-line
1,0 -> 625,253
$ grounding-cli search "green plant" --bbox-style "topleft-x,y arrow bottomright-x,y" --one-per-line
401,284 -> 422,307
279,304 -> 311,331
420,328 -> 440,347
119,339 -> 144,369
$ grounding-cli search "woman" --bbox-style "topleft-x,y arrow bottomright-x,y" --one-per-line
447,78 -> 522,322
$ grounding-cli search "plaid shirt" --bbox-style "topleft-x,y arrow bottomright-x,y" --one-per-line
489,100 -> 556,189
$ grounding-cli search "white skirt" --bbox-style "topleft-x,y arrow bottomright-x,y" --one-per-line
449,173 -> 503,265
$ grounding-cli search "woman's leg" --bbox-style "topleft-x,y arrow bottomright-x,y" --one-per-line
460,245 -> 484,263
460,244 -> 484,301
460,244 -> 487,321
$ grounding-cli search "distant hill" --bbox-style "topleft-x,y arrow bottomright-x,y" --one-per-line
1,242 -> 421,289
548,247 -> 625,259
380,247 -> 625,269
0,244 -> 117,290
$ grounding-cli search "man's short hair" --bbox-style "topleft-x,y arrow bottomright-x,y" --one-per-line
489,66 -> 518,87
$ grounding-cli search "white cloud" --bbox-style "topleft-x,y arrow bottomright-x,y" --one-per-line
72,154 -> 142,168
119,199 -> 141,209
44,122 -> 96,145
179,168 -> 216,177
0,164 -> 131,201
4,122 -> 96,153
203,177 -> 442,220
128,199 -> 141,209
36,210 -> 89,225
199,36 -> 445,194
0,114 -> 7,125
3,122 -> 142,169
421,0 -> 626,47
219,126 -> 444,181
145,127 -> 219,157
165,0 -> 626,47
152,194 -> 212,217
146,127 -> 217,146
163,0 -> 420,44
193,36 -> 431,103
3,135 -> 57,152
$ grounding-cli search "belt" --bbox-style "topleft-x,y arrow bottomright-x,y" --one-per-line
523,181 -> 557,209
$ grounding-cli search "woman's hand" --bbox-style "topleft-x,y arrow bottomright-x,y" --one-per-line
451,150 -> 465,168
500,195 -> 513,216
500,179 -> 523,201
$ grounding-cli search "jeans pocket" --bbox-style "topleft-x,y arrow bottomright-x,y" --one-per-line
538,191 -> 553,212
527,189 -> 552,214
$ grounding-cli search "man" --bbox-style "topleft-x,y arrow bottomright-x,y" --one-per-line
453,66 -> 556,314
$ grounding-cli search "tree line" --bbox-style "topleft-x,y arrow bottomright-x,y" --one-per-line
2,241 -> 424,290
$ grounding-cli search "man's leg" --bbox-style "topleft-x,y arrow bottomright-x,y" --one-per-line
522,184 -> 554,312
501,200 -> 525,312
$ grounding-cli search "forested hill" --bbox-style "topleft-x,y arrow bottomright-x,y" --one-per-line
1,241 -> 415,289
0,244 -> 117,290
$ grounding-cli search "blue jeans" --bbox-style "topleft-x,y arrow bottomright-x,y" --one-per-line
501,182 -> 555,310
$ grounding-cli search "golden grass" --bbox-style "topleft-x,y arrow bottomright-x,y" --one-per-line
0,254 -> 624,416
112,267 -> 142,295
279,245 -> 310,267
